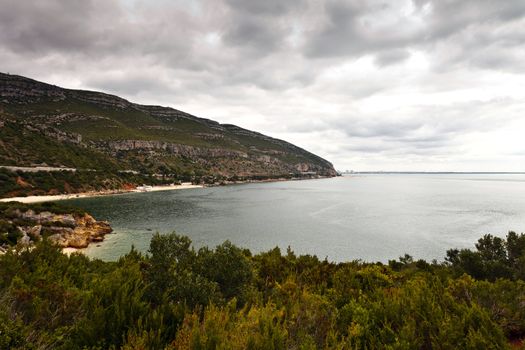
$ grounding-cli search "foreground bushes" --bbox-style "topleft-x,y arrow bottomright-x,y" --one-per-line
0,232 -> 524,349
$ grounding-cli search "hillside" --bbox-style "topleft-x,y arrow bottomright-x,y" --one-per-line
0,73 -> 336,180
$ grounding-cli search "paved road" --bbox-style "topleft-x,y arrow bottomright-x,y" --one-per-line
0,165 -> 77,172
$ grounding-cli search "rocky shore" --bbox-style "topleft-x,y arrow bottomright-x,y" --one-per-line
1,204 -> 113,250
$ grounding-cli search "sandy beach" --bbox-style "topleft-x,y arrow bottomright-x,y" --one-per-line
0,183 -> 204,204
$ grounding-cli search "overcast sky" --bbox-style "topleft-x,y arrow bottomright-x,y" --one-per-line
1,0 -> 525,171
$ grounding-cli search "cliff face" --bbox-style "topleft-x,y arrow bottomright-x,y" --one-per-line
0,73 -> 66,103
98,140 -> 249,158
0,73 -> 337,178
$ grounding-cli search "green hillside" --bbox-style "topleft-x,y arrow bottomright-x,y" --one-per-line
0,73 -> 336,196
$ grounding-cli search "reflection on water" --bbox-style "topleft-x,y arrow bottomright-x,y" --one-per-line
63,174 -> 525,262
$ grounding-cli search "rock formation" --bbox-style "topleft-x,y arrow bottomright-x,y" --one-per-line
8,208 -> 112,249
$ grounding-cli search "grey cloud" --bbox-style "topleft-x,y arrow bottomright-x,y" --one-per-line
1,0 -> 524,171
220,0 -> 307,56
304,1 -> 378,57
222,16 -> 284,53
85,73 -> 175,96
426,19 -> 525,73
363,102 -> 512,139
297,98 -> 519,161
374,49 -> 411,67
335,118 -> 423,138
303,0 -> 525,72
0,0 -> 209,69
3,0 -> 523,94
225,0 -> 304,16
343,144 -> 389,154
332,135 -> 451,160
304,0 -> 420,59
410,1 -> 525,72
416,0 -> 525,40
0,0 -> 141,56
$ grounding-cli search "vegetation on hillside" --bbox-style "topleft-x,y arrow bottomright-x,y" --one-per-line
0,167 -> 179,198
0,73 -> 337,182
1,230 -> 524,349
0,166 -> 307,198
0,120 -> 121,170
0,73 -> 338,198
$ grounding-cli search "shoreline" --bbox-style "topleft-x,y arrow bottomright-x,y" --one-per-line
0,183 -> 204,204
0,176 -> 336,204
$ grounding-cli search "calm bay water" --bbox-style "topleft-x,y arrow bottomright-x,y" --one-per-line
63,174 -> 525,262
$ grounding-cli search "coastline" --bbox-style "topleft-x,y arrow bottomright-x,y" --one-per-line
208,175 -> 335,187
56,176 -> 334,256
0,176 -> 336,204
0,183 -> 204,204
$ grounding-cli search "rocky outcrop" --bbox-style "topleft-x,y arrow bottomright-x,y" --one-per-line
0,73 -> 66,103
12,209 -> 112,249
69,90 -> 130,109
99,140 -> 249,158
47,214 -> 113,248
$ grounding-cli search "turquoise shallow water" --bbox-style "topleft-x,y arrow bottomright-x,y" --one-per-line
62,174 -> 525,262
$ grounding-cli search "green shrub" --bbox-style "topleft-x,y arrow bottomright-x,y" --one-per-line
0,231 -> 523,349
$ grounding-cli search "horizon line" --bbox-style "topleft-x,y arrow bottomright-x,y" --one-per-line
339,171 -> 525,174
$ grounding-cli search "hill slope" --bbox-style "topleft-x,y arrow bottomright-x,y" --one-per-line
0,73 -> 336,194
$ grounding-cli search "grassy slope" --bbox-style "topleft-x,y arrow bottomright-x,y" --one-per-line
0,118 -> 121,170
3,92 -> 329,167
0,73 -> 335,198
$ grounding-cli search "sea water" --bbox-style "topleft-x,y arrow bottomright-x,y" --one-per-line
63,174 -> 525,262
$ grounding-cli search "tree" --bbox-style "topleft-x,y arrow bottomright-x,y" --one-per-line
146,232 -> 195,302
197,241 -> 254,303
